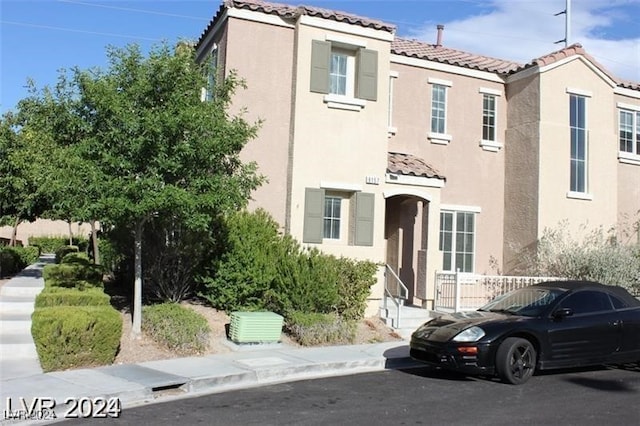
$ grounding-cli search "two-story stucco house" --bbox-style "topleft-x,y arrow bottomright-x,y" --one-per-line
194,0 -> 640,314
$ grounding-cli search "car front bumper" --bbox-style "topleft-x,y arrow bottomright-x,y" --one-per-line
409,337 -> 495,376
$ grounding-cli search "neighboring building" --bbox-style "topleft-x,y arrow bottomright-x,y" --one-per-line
195,0 -> 640,313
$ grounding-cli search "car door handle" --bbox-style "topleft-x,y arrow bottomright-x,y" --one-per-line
610,320 -> 621,327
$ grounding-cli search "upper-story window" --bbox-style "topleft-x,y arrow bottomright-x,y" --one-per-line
310,39 -> 378,110
431,84 -> 446,134
482,94 -> 496,142
569,94 -> 588,194
619,108 -> 640,162
478,88 -> 503,152
204,44 -> 218,102
428,78 -> 452,145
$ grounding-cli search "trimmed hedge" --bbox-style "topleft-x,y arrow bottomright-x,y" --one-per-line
55,245 -> 79,264
0,246 -> 40,277
286,311 -> 356,346
142,303 -> 210,355
61,252 -> 92,266
43,263 -> 104,290
35,287 -> 111,308
32,305 -> 122,372
30,236 -> 88,255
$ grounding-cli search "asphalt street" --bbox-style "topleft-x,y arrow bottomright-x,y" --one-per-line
66,364 -> 640,426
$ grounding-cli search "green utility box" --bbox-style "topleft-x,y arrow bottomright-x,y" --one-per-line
228,311 -> 284,343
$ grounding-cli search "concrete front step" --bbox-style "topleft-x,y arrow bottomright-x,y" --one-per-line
0,285 -> 43,298
1,320 -> 32,333
0,342 -> 39,360
0,300 -> 36,315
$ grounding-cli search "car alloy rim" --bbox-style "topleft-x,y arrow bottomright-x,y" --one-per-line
510,344 -> 534,378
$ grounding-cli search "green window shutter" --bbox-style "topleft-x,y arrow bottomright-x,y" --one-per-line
354,192 -> 375,246
310,40 -> 331,94
303,188 -> 325,243
356,48 -> 378,101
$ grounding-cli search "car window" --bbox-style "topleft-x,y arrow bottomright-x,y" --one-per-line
609,294 -> 629,309
559,291 -> 614,315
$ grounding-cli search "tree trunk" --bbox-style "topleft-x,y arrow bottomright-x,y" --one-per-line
131,220 -> 144,339
68,221 -> 73,246
10,217 -> 20,247
90,221 -> 100,265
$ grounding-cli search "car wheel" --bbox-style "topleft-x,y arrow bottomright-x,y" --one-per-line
496,337 -> 536,385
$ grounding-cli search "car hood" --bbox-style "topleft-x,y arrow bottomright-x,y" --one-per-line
412,311 -> 514,342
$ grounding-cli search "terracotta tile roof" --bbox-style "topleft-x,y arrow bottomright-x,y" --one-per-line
196,0 -> 394,48
518,43 -> 613,78
388,152 -> 445,180
391,37 -> 522,75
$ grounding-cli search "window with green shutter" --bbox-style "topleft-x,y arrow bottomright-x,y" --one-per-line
310,40 -> 378,102
303,188 -> 375,246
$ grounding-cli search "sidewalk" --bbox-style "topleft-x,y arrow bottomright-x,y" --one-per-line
0,259 -> 421,425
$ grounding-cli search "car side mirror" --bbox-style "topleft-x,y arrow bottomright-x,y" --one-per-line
553,307 -> 574,320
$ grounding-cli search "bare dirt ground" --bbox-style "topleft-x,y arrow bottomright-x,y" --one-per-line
114,299 -> 402,365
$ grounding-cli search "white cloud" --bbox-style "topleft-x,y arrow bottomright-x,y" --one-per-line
408,0 -> 640,82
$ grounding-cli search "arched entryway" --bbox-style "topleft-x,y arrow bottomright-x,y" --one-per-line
384,194 -> 430,306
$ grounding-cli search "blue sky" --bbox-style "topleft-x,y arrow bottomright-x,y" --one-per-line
2,0 -> 639,113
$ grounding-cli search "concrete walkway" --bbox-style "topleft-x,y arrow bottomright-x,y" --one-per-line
0,255 -> 53,381
0,258 -> 421,424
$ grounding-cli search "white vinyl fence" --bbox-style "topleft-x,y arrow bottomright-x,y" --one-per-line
435,271 -> 566,312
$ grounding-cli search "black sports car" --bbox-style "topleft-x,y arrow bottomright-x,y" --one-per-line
410,281 -> 640,384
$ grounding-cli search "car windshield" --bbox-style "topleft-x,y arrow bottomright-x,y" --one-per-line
479,287 -> 565,317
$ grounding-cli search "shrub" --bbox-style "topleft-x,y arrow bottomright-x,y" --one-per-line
0,249 -> 18,277
43,263 -> 104,290
29,237 -> 71,254
32,305 -> 122,372
286,311 -> 356,346
199,209 -> 281,312
55,245 -> 79,264
0,246 -> 40,276
199,209 -> 378,322
142,303 -> 210,355
520,222 -> 640,291
61,252 -> 92,266
35,287 -> 111,308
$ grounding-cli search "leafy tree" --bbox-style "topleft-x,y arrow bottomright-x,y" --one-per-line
0,111 -> 52,245
69,43 -> 263,336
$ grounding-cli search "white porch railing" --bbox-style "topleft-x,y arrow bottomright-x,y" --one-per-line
435,271 -> 566,312
383,265 -> 409,328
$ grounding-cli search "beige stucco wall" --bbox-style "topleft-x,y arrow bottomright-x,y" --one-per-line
614,92 -> 640,243
503,73 -> 541,272
211,17 -> 295,228
389,61 -> 506,274
0,220 -> 92,247
537,58 -> 618,237
287,19 -> 392,267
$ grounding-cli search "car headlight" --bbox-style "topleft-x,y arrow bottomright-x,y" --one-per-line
452,326 -> 485,342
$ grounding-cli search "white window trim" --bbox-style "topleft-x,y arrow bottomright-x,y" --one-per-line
569,94 -> 589,194
323,94 -> 366,111
617,102 -> 640,112
439,209 -> 477,273
325,34 -> 367,48
320,181 -> 362,192
429,80 -> 450,143
566,87 -> 593,97
618,151 -> 640,166
428,77 -> 453,87
428,132 -> 452,145
566,191 -> 593,201
480,91 -> 501,151
479,87 -> 502,96
388,71 -> 399,136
